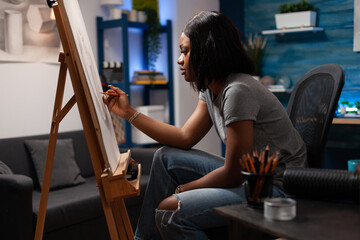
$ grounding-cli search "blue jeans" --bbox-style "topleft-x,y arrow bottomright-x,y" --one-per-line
134,147 -> 285,240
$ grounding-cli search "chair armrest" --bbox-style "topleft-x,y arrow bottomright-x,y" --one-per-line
0,174 -> 34,240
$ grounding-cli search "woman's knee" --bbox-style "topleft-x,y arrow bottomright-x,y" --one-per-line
154,146 -> 172,158
155,196 -> 180,232
158,195 -> 178,210
153,146 -> 173,166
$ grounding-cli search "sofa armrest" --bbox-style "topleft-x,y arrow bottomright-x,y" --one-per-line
0,174 -> 34,240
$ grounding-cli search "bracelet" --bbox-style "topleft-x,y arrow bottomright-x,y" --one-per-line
128,111 -> 140,124
175,185 -> 182,194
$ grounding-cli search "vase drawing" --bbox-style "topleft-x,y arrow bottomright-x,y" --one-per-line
4,10 -> 23,55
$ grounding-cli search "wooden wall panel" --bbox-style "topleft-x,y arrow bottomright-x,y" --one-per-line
244,0 -> 360,102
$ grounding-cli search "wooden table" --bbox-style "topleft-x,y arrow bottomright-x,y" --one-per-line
214,199 -> 360,240
332,117 -> 360,125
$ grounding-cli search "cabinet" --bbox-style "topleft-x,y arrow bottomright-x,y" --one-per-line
97,14 -> 174,148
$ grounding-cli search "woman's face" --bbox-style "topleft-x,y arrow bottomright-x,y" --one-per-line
177,32 -> 194,82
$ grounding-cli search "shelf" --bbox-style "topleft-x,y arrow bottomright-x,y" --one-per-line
97,14 -> 174,148
261,27 -> 323,35
268,88 -> 292,93
110,82 -> 169,89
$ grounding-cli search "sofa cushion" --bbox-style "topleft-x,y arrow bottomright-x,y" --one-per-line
32,176 -> 104,233
0,160 -> 13,174
24,139 -> 86,190
56,131 -> 94,177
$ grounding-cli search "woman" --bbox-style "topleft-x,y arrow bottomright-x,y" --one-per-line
105,11 -> 307,240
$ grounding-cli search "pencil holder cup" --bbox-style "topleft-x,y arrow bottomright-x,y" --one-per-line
242,171 -> 274,207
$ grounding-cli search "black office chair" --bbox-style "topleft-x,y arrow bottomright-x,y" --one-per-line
286,64 -> 345,168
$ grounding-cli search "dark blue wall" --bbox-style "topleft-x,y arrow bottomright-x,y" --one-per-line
221,0 -> 360,169
220,0 -> 244,33
222,0 -> 360,103
244,0 -> 359,103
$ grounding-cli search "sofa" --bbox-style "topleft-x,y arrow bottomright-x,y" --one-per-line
0,130 -> 158,240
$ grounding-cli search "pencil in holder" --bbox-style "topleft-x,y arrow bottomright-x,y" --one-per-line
242,171 -> 274,207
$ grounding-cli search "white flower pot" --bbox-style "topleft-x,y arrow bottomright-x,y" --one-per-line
340,106 -> 346,116
275,11 -> 316,29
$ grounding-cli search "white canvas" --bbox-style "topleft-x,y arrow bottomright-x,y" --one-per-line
61,0 -> 120,173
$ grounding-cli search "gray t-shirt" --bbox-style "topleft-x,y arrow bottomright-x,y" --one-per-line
199,73 -> 307,189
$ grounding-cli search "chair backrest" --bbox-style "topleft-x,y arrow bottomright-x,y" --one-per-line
287,64 -> 345,168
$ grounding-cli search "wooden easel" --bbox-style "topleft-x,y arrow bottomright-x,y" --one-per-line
34,1 -> 140,240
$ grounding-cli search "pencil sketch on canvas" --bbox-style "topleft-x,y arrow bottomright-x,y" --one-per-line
62,0 -> 121,172
0,0 -> 60,62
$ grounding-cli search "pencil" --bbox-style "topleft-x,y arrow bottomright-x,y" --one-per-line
264,155 -> 273,174
264,145 -> 269,166
101,91 -> 129,97
259,150 -> 265,174
252,153 -> 276,200
242,154 -> 251,172
252,148 -> 276,201
270,152 -> 279,173
247,153 -> 257,174
101,91 -> 119,96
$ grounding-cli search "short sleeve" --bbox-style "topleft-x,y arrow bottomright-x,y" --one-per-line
199,91 -> 206,102
222,83 -> 260,126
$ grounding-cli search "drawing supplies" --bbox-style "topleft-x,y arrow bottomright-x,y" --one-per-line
259,150 -> 265,174
264,145 -> 269,166
242,155 -> 251,172
238,147 -> 279,202
270,152 -> 279,173
252,152 -> 279,201
101,91 -> 119,96
241,149 -> 279,175
247,153 -> 257,174
253,150 -> 259,159
101,91 -> 129,97
253,157 -> 260,173
264,155 -> 273,174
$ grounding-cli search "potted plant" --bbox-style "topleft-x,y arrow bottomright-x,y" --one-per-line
247,33 -> 267,79
275,0 -> 317,29
132,0 -> 161,71
355,101 -> 360,114
339,98 -> 347,116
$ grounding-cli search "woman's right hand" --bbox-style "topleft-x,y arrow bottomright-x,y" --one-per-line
103,86 -> 136,120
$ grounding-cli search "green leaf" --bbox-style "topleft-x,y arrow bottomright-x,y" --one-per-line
279,0 -> 315,13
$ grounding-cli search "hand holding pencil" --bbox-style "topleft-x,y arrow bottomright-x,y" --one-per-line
102,85 -> 134,120
102,90 -> 120,96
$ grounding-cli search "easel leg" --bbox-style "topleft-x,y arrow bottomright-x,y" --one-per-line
101,197 -> 121,240
111,201 -> 128,240
118,199 -> 135,240
108,199 -> 134,240
34,53 -> 68,240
